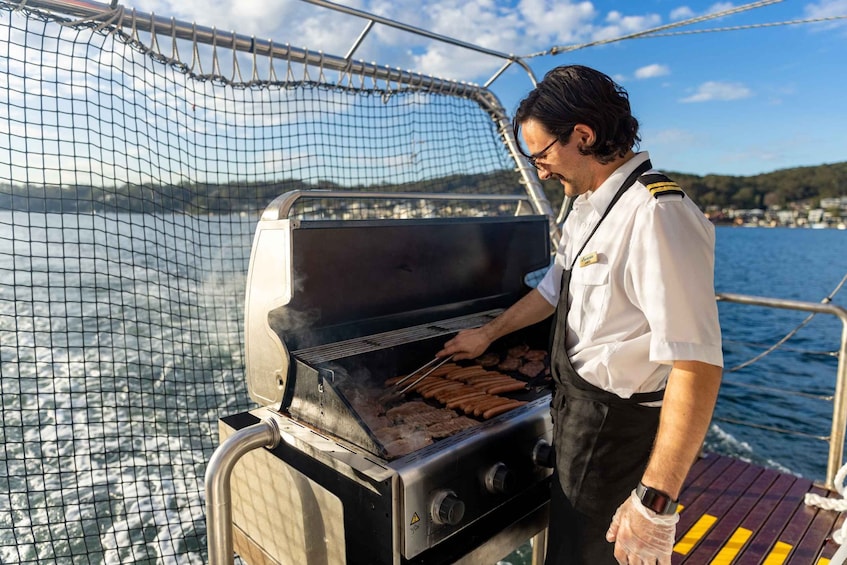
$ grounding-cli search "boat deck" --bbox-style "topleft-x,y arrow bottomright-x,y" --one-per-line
675,452 -> 846,564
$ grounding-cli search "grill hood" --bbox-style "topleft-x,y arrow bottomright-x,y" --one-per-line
244,200 -> 550,407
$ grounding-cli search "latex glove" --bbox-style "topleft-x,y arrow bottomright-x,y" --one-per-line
437,327 -> 492,361
606,490 -> 679,565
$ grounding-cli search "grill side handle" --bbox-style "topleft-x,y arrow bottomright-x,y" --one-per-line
244,218 -> 296,406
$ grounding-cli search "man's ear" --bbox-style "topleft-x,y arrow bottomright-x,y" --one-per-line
572,124 -> 595,148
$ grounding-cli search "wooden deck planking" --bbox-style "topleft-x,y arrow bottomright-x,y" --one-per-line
676,456 -> 747,536
822,502 -> 847,561
791,486 -> 840,563
679,464 -> 779,564
673,454 -> 846,565
733,473 -> 814,564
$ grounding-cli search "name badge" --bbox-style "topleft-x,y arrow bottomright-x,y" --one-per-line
579,251 -> 599,268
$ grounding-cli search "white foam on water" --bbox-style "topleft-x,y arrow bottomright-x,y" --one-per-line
706,423 -> 796,476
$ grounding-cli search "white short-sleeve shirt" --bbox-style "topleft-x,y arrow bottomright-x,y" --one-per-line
536,152 -> 723,398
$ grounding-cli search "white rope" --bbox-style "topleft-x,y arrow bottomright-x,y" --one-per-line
805,462 -> 847,546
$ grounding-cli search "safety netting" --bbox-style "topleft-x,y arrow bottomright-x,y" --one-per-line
0,2 -> 530,563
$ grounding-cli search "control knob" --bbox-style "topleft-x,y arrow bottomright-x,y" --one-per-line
430,489 -> 465,526
532,439 -> 555,468
484,462 -> 516,494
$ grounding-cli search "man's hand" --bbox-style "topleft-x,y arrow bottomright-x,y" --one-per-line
437,327 -> 492,361
606,490 -> 678,565
436,288 -> 556,361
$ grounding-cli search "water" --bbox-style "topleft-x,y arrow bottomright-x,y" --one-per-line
0,212 -> 256,564
0,214 -> 845,564
710,227 -> 847,481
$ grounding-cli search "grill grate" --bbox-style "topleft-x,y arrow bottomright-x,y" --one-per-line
294,310 -> 502,364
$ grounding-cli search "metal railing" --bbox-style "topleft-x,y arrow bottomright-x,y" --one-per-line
7,0 -> 560,243
206,419 -> 281,565
716,292 -> 847,490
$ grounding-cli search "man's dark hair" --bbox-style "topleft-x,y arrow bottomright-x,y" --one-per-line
513,65 -> 640,164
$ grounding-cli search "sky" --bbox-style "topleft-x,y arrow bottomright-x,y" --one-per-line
112,0 -> 847,177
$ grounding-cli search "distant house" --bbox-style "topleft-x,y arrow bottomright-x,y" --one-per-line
808,208 -> 825,224
776,210 -> 795,225
820,196 -> 847,209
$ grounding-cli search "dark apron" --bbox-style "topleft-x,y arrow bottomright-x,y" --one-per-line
546,160 -> 663,564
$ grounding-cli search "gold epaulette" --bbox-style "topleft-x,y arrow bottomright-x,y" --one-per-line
639,173 -> 685,199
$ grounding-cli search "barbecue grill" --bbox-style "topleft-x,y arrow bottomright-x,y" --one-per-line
218,191 -> 557,564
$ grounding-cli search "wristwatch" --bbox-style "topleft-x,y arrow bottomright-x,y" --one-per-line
635,481 -> 679,515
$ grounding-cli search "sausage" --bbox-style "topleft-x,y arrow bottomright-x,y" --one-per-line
428,382 -> 468,398
483,400 -> 526,419
458,394 -> 497,414
465,374 -> 517,387
388,363 -> 459,387
445,365 -> 484,375
412,377 -> 448,394
429,363 -> 461,377
445,366 -> 490,381
472,396 -> 513,417
422,382 -> 465,399
415,378 -> 453,394
446,391 -> 488,409
473,398 -> 513,417
463,371 -> 509,382
437,386 -> 483,403
463,370 -> 506,379
484,381 -> 528,395
468,379 -> 520,391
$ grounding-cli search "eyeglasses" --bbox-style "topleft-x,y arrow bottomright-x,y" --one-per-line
527,138 -> 559,170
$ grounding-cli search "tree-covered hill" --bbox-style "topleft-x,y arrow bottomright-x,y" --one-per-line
537,161 -> 847,211
667,161 -> 847,210
1,161 -> 845,214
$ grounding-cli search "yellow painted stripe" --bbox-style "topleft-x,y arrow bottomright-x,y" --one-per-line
763,541 -> 792,565
817,558 -> 830,565
712,527 -> 753,564
674,514 -> 717,555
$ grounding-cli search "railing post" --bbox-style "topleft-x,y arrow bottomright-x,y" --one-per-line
206,418 -> 281,565
827,314 -> 847,489
716,293 -> 847,489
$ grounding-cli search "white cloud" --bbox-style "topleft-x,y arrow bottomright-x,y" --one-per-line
669,2 -> 755,23
680,81 -> 752,102
805,0 -> 847,17
123,0 -> 676,82
517,0 -> 598,45
594,10 -> 662,41
804,0 -> 847,31
670,6 -> 695,21
634,64 -> 670,79
708,2 -> 735,14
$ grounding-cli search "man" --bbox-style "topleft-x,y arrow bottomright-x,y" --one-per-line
437,65 -> 723,564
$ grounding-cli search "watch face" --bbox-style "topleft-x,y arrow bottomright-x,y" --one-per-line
637,483 -> 678,515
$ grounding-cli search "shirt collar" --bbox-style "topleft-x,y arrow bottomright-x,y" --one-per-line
581,151 -> 651,216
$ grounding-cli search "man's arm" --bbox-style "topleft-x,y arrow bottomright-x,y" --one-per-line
642,359 -> 723,498
607,359 -> 722,564
437,288 -> 556,361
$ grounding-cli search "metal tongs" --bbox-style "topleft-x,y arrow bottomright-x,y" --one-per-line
380,354 -> 453,404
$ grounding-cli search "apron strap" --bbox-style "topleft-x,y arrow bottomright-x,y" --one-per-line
549,158 -> 665,405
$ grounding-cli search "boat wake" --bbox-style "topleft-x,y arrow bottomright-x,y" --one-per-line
705,423 -> 796,476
